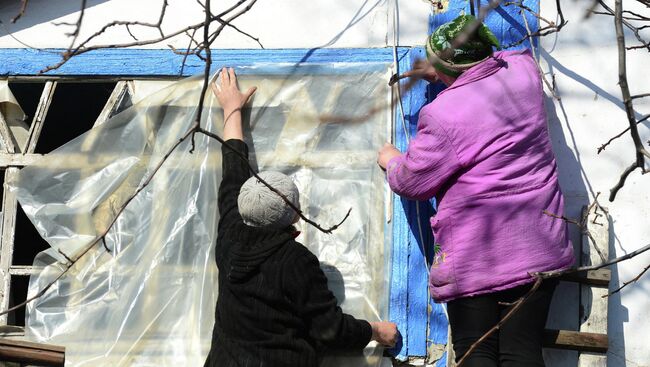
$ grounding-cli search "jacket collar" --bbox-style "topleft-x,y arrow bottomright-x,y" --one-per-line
437,50 -> 523,97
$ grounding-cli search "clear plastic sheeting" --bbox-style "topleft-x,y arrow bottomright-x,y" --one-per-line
7,64 -> 393,366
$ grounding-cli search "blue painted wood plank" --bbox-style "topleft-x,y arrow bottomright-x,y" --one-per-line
403,47 -> 434,360
429,0 -> 540,50
390,46 -> 441,360
0,48 -> 409,76
389,46 -> 417,361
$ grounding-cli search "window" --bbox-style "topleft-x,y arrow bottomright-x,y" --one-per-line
0,79 -> 124,329
0,50 -> 397,366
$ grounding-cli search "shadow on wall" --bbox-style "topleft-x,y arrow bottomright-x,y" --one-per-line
321,262 -> 346,305
604,218 -> 628,367
542,60 -> 628,366
0,0 -> 109,35
298,0 -> 384,64
542,93 -> 584,367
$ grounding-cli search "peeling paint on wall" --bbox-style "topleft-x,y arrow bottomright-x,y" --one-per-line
428,0 -> 450,14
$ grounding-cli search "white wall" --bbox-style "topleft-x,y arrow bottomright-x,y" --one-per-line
540,1 -> 650,366
0,0 -> 430,49
1,0 -> 648,366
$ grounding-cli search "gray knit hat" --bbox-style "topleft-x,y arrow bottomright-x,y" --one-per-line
237,171 -> 300,229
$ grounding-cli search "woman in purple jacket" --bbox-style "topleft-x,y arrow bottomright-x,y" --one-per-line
378,15 -> 574,367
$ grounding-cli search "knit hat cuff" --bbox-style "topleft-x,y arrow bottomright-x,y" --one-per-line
425,38 -> 490,77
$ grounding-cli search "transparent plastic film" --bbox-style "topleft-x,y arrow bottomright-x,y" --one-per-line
7,63 -> 393,367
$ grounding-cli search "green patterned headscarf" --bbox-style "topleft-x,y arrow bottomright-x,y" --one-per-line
426,15 -> 500,77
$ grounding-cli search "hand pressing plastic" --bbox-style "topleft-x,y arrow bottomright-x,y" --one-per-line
211,67 -> 257,115
370,321 -> 399,347
210,67 -> 257,141
377,142 -> 402,170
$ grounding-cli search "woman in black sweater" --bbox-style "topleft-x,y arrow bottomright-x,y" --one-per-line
203,67 -> 397,367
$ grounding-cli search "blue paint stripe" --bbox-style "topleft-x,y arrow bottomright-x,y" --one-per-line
0,48 -> 409,76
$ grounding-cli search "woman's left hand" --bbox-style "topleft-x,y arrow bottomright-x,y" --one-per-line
377,143 -> 402,170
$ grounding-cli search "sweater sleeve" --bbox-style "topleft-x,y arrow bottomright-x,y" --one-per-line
218,139 -> 251,229
386,111 -> 462,201
284,250 -> 372,350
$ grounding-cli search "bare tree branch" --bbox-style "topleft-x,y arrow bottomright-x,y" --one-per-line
608,0 -> 650,201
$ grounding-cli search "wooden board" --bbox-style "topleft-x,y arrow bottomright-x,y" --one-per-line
543,329 -> 608,354
578,205 -> 610,366
559,269 -> 611,287
0,338 -> 64,366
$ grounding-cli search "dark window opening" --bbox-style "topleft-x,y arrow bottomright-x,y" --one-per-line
34,82 -> 116,154
13,204 -> 51,266
0,168 -> 5,213
7,275 -> 29,326
6,82 -> 46,127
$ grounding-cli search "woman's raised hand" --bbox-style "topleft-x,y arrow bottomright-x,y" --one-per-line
211,67 -> 257,114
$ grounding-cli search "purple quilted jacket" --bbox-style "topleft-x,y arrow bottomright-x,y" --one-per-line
387,49 -> 574,302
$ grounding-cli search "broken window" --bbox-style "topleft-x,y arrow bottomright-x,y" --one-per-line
0,79 -> 119,328
0,63 -> 393,367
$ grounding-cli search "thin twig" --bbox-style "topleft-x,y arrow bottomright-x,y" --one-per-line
197,127 -> 353,233
65,0 -> 87,50
606,263 -> 650,297
501,0 -> 567,49
190,0 -> 214,154
179,28 -> 200,76
519,4 -> 561,100
10,0 -> 29,23
631,93 -> 650,99
456,277 -> 544,366
598,114 -> 650,153
597,1 -> 650,52
542,210 -> 580,226
543,193 -> 607,263
609,162 -> 640,201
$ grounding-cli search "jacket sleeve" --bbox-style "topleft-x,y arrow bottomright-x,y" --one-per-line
386,111 -> 462,201
284,250 -> 372,350
218,139 -> 251,229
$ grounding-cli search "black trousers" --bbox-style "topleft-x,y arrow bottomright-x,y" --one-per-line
447,280 -> 558,367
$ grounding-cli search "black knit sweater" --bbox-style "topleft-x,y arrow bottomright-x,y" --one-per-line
203,139 -> 372,367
